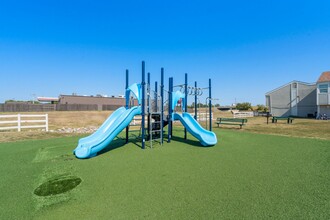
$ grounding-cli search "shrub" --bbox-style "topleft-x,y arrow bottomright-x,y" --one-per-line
236,102 -> 252,111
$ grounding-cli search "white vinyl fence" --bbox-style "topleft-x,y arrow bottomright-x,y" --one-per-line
130,115 -> 142,126
232,111 -> 254,118
197,112 -> 214,121
0,114 -> 48,132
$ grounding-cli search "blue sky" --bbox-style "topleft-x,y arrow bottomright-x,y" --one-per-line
0,0 -> 329,105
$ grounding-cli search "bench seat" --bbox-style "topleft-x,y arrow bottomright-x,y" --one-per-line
216,118 -> 247,129
272,117 -> 294,124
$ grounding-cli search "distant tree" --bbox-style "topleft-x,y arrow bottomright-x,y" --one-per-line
190,102 -> 195,108
215,103 -> 220,107
5,100 -> 16,103
256,104 -> 265,111
197,102 -> 206,108
5,100 -> 26,103
256,104 -> 268,112
236,102 -> 252,111
4,99 -> 40,104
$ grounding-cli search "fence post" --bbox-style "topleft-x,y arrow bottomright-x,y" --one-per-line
45,114 -> 49,131
17,114 -> 21,132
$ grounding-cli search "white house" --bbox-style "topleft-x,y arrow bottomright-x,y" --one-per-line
265,81 -> 317,117
317,71 -> 330,116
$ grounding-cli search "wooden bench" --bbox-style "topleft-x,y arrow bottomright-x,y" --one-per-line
272,116 -> 294,124
216,118 -> 247,129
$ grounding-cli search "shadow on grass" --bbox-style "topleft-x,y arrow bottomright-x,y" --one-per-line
171,136 -> 214,148
97,138 -> 127,156
97,136 -> 144,156
128,138 -> 143,149
97,133 -> 213,157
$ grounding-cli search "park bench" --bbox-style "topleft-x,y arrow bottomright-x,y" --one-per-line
271,116 -> 294,124
216,118 -> 248,129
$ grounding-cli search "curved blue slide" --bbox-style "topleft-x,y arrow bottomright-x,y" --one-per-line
174,112 -> 217,146
171,90 -> 217,146
74,106 -> 142,159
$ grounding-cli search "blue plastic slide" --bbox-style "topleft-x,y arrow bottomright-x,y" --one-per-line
171,90 -> 217,146
173,112 -> 217,146
74,106 -> 142,159
77,106 -> 126,145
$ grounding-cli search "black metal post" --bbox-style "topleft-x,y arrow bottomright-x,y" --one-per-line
168,77 -> 173,143
125,69 -> 129,144
184,73 -> 188,139
141,61 -> 146,149
155,81 -> 158,112
194,81 -> 197,120
160,68 -> 164,144
209,78 -> 212,131
147,72 -> 150,140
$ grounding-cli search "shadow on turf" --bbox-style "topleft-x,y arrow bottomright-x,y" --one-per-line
97,134 -> 212,157
97,138 -> 127,156
126,135 -> 211,149
171,136 -> 214,148
97,136 -> 144,156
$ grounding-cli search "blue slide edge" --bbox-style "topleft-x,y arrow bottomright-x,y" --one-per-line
74,106 -> 142,159
174,112 -> 217,146
77,106 -> 126,145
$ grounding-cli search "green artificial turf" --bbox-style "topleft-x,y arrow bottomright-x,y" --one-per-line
0,129 -> 329,219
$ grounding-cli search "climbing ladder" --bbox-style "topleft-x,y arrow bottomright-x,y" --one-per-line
148,86 -> 163,148
149,112 -> 162,148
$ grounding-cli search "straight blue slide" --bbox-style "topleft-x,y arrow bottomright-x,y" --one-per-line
174,112 -> 217,146
74,106 -> 142,159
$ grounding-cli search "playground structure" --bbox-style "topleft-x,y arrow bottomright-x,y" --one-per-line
74,61 -> 217,159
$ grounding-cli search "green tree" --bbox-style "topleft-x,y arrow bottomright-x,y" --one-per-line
256,104 -> 265,111
256,104 -> 269,112
236,102 -> 252,111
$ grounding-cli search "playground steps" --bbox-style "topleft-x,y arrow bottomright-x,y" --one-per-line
149,112 -> 163,148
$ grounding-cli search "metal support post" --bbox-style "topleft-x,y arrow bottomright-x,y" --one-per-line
168,77 -> 173,143
194,81 -> 197,120
147,72 -> 150,140
125,69 -> 129,144
160,68 -> 164,144
155,81 -> 158,112
184,73 -> 188,139
209,78 -> 212,131
141,61 -> 146,149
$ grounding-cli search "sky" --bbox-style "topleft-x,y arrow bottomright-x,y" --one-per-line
0,0 -> 330,105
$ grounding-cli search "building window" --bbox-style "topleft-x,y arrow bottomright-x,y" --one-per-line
292,83 -> 297,88
319,84 -> 328,93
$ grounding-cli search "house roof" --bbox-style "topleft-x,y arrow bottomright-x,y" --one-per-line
265,80 -> 315,95
317,71 -> 330,83
37,97 -> 59,102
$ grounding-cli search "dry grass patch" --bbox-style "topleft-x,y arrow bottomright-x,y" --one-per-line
215,110 -> 330,140
47,111 -> 113,129
0,111 -> 114,143
1,110 -> 329,142
0,131 -> 81,143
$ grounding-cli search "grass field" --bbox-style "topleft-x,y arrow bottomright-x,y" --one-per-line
1,126 -> 329,219
1,110 -> 330,143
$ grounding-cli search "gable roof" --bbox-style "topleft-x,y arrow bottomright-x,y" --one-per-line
317,71 -> 330,83
265,80 -> 315,95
